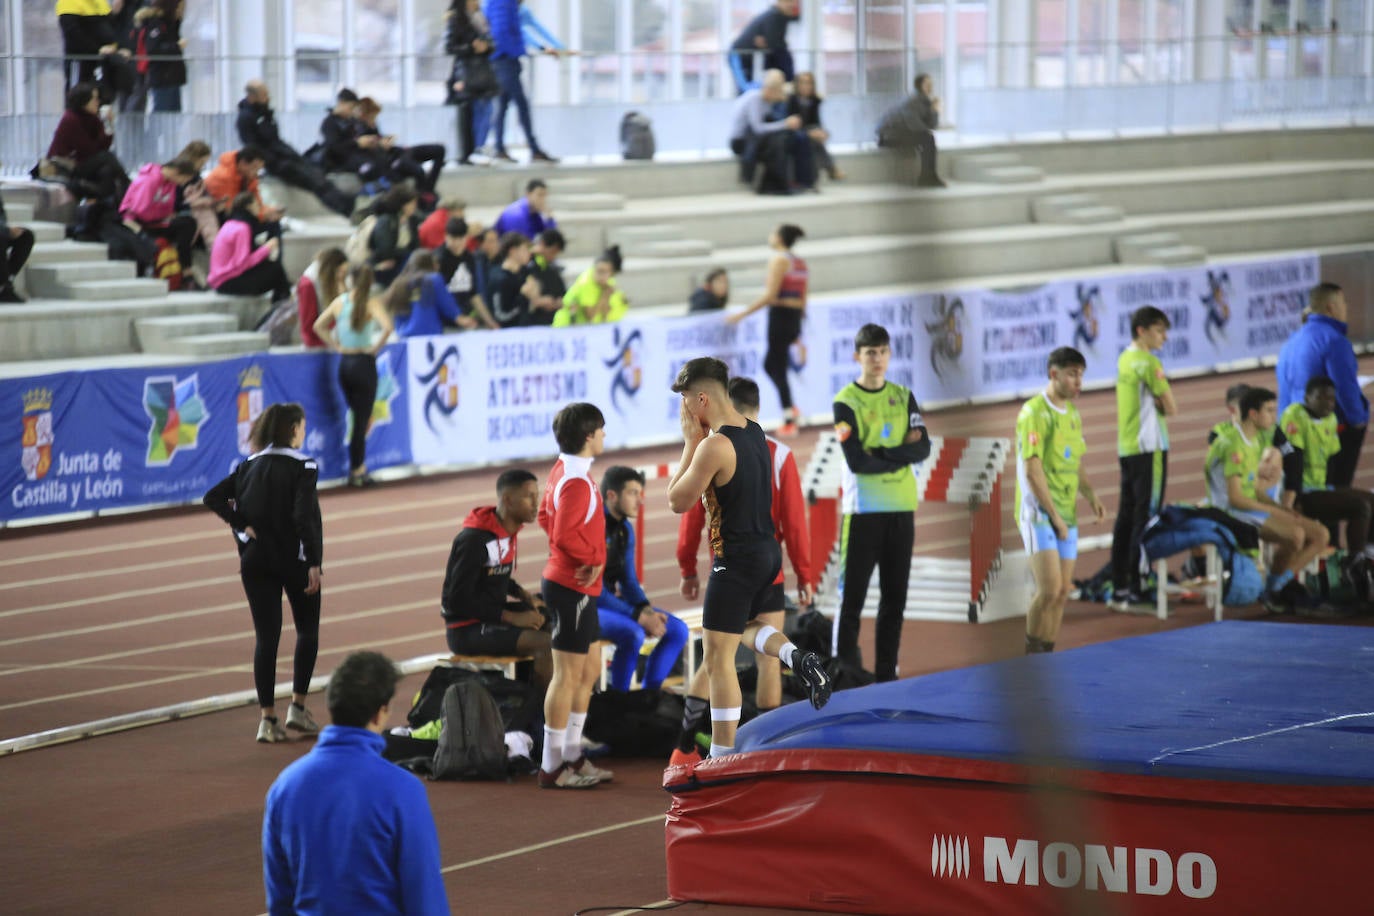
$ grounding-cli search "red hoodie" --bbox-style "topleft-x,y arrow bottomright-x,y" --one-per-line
678,435 -> 813,590
539,454 -> 606,596
440,505 -> 524,626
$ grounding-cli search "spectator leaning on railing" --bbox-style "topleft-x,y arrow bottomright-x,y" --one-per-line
484,0 -> 563,164
140,0 -> 187,113
729,0 -> 799,92
446,0 -> 499,165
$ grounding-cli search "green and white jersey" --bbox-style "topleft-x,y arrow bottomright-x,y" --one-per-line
1015,392 -> 1087,526
833,380 -> 922,514
1209,419 -> 1273,449
1117,346 -> 1171,456
1204,421 -> 1264,511
1276,402 -> 1341,492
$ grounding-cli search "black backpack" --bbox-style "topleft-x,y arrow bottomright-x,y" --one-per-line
584,688 -> 684,757
431,680 -> 508,781
620,111 -> 655,161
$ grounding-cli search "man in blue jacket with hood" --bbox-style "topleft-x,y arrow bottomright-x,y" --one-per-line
1277,282 -> 1368,488
263,650 -> 450,916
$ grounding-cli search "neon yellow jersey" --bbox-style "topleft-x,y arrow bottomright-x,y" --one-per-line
1116,346 -> 1171,456
1015,393 -> 1086,526
1204,422 -> 1264,511
1277,403 -> 1341,492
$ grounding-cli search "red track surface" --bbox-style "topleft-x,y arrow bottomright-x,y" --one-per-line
3,362 -> 1372,915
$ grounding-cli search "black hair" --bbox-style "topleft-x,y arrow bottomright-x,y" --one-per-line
552,402 -> 605,454
914,72 -> 933,93
777,224 -> 805,249
525,178 -> 547,194
1309,282 -> 1343,313
66,83 -> 98,111
229,191 -> 257,214
165,157 -> 200,177
1305,375 -> 1337,396
237,145 -> 266,165
727,377 -> 761,412
444,217 -> 468,239
538,228 -> 565,251
600,465 -> 646,499
496,231 -> 530,263
1130,305 -> 1171,337
1047,346 -> 1087,371
600,245 -> 623,273
1238,386 -> 1276,422
1225,383 -> 1251,407
326,651 -> 401,728
377,186 -> 417,215
496,468 -> 537,496
671,357 -> 729,394
853,323 -> 890,351
336,87 -> 360,104
249,402 -> 305,451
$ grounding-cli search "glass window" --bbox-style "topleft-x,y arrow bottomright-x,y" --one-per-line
293,0 -> 345,110
1077,0 -> 1108,84
956,0 -> 991,91
356,0 -> 402,104
631,0 -> 671,102
1034,0 -> 1067,87
822,0 -> 858,96
182,1 -> 218,113
683,0 -> 720,97
414,0 -> 453,105
865,0 -> 905,94
21,0 -> 64,113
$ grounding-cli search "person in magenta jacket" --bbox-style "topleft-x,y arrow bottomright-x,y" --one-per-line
209,192 -> 292,306
119,156 -> 200,283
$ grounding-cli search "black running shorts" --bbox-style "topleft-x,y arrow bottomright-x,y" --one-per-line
702,541 -> 782,635
445,621 -> 526,657
541,578 -> 601,653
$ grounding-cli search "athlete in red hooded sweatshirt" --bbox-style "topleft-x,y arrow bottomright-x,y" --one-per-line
537,402 -> 610,789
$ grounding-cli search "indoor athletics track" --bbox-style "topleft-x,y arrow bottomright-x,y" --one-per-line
3,361 -> 1373,915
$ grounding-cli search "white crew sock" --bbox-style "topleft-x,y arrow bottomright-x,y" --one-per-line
709,743 -> 735,757
778,642 -> 797,669
541,725 -> 565,774
564,712 -> 587,761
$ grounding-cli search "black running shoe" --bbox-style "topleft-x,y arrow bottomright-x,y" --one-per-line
793,651 -> 832,710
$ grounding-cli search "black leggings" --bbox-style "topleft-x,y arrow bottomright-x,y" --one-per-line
765,308 -> 802,412
241,551 -> 320,709
393,144 -> 446,193
339,353 -> 378,472
1,227 -> 35,284
835,511 -> 915,682
216,258 -> 292,303
1298,489 -> 1374,555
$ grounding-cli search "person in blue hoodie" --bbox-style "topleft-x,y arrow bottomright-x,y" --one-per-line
384,250 -> 472,337
597,465 -> 689,692
484,0 -> 562,163
263,650 -> 450,916
1277,282 -> 1368,488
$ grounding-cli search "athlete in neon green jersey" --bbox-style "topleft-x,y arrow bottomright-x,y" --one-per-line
832,323 -> 930,681
1015,346 -> 1105,653
1111,305 -> 1177,609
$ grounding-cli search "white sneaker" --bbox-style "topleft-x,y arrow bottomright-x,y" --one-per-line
256,717 -> 289,743
285,703 -> 321,735
570,756 -> 615,784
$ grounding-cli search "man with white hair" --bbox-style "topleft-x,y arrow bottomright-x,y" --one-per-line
728,69 -> 814,194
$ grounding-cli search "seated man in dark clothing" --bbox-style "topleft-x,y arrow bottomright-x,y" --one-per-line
728,69 -> 813,194
729,0 -> 799,92
236,79 -> 357,217
441,469 -> 553,731
877,72 -> 946,188
313,88 -> 372,179
0,197 -> 35,303
355,97 -> 447,196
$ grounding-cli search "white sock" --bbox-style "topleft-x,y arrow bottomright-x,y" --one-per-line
778,642 -> 797,669
753,624 -> 779,655
541,725 -> 565,774
709,743 -> 735,757
564,712 -> 587,760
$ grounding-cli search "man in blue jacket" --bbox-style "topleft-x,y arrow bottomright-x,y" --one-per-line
1277,282 -> 1368,488
263,651 -> 450,916
598,465 -> 689,692
484,0 -> 561,163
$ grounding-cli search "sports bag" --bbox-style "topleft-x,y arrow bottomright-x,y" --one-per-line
620,111 -> 655,161
431,679 -> 508,780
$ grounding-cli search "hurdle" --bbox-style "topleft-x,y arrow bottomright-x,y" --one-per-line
803,433 -> 1010,623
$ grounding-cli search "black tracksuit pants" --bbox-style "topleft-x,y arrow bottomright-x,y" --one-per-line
339,353 -> 378,472
241,547 -> 320,709
1328,423 -> 1367,489
835,511 -> 914,682
1112,451 -> 1168,596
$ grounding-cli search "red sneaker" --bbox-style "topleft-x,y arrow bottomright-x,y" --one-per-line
668,747 -> 703,768
776,421 -> 799,438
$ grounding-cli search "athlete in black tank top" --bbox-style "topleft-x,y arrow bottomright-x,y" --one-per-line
667,358 -> 831,763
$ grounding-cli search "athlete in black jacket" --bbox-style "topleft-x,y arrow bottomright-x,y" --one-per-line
204,402 -> 324,744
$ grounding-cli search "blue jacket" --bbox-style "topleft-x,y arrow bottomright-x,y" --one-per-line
486,0 -> 563,59
263,726 -> 450,916
396,273 -> 464,338
597,510 -> 650,614
1277,313 -> 1368,427
493,197 -> 556,239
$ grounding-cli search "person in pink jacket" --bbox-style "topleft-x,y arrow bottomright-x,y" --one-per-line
119,156 -> 200,286
210,192 -> 292,309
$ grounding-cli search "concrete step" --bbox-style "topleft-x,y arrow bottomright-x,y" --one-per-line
1136,244 -> 1209,266
639,238 -> 713,258
4,202 -> 36,222
63,278 -> 169,300
134,313 -> 239,352
1031,193 -> 1106,223
159,331 -> 269,357
558,192 -> 626,212
24,222 -> 67,243
605,223 -> 685,249
953,153 -> 1024,181
529,176 -> 602,198
1114,231 -> 1186,263
982,165 -> 1045,184
25,260 -> 137,298
27,240 -> 111,264
1057,204 -> 1126,224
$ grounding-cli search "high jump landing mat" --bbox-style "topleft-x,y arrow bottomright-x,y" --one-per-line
663,621 -> 1374,915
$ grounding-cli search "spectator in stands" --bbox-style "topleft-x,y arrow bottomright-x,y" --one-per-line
729,0 -> 799,92
355,97 -> 448,196
689,268 -> 729,313
556,248 -> 628,327
314,88 -> 368,180
262,650 -> 450,916
436,218 -> 500,330
1278,282 -> 1368,489
210,192 -> 292,311
297,247 -> 348,350
472,226 -> 500,291
1016,347 -> 1105,653
494,178 -> 556,238
384,250 -> 469,337
877,73 -> 946,188
57,0 -> 122,92
726,224 -> 808,436
1205,386 -> 1331,614
485,0 -> 562,164
204,146 -> 273,217
446,0 -> 498,165
313,263 -> 394,488
418,197 -> 466,250
173,139 -> 218,250
0,197 -> 35,304
442,468 -> 554,735
141,0 -> 187,112
45,82 -> 129,203
236,79 -> 356,218
114,0 -> 149,112
787,71 -> 843,181
1275,375 -> 1374,595
729,69 -> 812,194
598,466 -> 690,693
119,155 -> 200,287
523,228 -> 566,326
486,231 -> 539,328
368,187 -> 423,286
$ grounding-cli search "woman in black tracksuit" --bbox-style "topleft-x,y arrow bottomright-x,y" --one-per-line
204,402 -> 324,744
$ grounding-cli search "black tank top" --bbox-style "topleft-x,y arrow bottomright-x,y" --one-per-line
704,420 -> 774,556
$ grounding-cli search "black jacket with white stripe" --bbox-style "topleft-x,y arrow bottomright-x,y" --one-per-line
204,448 -> 323,568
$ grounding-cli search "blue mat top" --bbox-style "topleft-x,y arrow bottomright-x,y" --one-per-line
738,621 -> 1374,785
